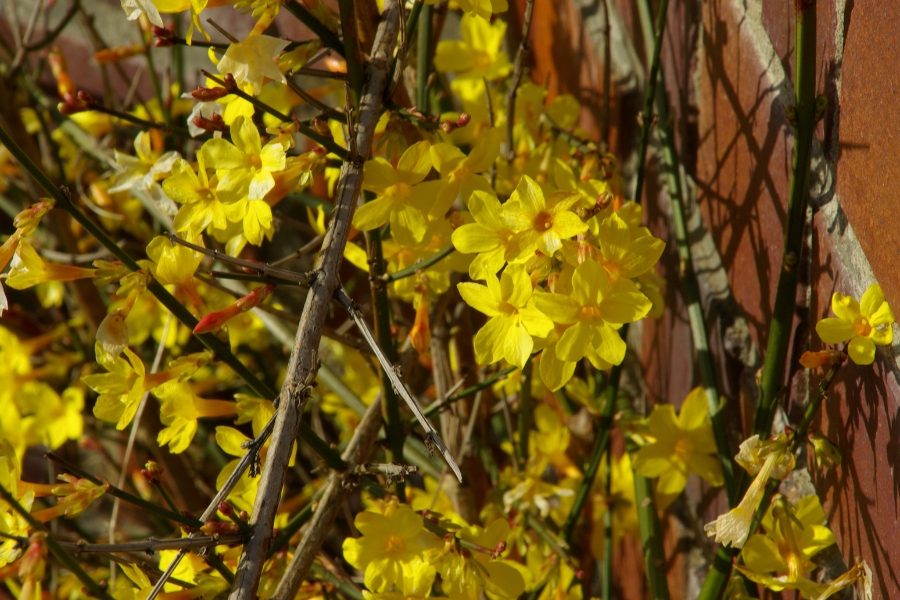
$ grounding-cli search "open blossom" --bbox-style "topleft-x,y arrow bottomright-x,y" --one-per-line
457,264 -> 553,368
633,387 -> 724,502
815,283 -> 894,365
342,499 -> 441,594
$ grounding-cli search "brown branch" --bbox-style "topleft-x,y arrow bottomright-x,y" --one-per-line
271,398 -> 384,599
225,3 -> 402,598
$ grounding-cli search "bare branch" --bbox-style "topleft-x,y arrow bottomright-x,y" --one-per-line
225,3 -> 403,598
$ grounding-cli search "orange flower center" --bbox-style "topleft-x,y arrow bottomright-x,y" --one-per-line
533,211 -> 554,231
578,305 -> 602,321
385,534 -> 406,554
854,317 -> 872,337
387,181 -> 411,200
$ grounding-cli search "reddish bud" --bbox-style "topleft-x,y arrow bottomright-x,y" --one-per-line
58,93 -> 86,115
234,284 -> 274,311
140,461 -> 162,483
191,113 -> 227,133
191,85 -> 230,102
217,501 -> 235,517
95,44 -> 143,63
201,520 -> 239,535
193,305 -> 241,334
153,25 -> 176,47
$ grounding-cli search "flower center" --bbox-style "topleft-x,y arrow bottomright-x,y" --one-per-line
473,51 -> 492,72
674,437 -> 694,459
854,316 -> 872,337
385,534 -> 406,555
386,181 -> 411,200
578,305 -> 602,321
533,211 -> 554,232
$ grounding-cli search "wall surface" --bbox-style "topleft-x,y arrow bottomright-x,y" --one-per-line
516,0 -> 899,597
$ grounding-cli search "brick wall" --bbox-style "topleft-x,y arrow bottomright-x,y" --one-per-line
518,0 -> 899,597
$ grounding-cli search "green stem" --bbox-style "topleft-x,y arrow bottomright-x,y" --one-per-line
380,245 -> 452,283
87,104 -> 189,136
651,63 -> 736,504
416,4 -> 433,111
365,227 -> 406,501
632,0 -> 669,204
562,365 -> 619,543
516,359 -> 534,465
281,1 -> 345,56
752,0 -> 817,439
632,465 -> 671,600
0,484 -> 114,600
0,124 -> 345,472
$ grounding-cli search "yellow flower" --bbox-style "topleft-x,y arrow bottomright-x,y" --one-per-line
451,190 -> 516,280
163,156 -> 229,234
502,175 -> 588,261
534,260 -> 650,368
429,129 -> 500,217
353,141 -> 434,240
457,264 -> 553,368
633,387 -> 724,502
432,518 -> 526,600
30,475 -> 108,522
704,434 -> 794,548
590,212 -> 665,281
155,380 -> 237,453
217,34 -> 289,94
736,495 -> 836,598
0,440 -> 34,567
16,382 -> 83,450
145,233 -> 204,286
203,115 -> 287,201
6,240 -> 95,290
815,283 -> 894,365
109,131 -> 179,195
435,14 -> 511,80
590,453 -> 638,559
343,499 -> 441,593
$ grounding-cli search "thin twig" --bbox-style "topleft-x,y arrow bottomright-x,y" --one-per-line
335,289 -> 462,481
502,0 -> 535,161
226,5 -> 402,597
632,0 -> 670,203
379,245 -> 453,283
